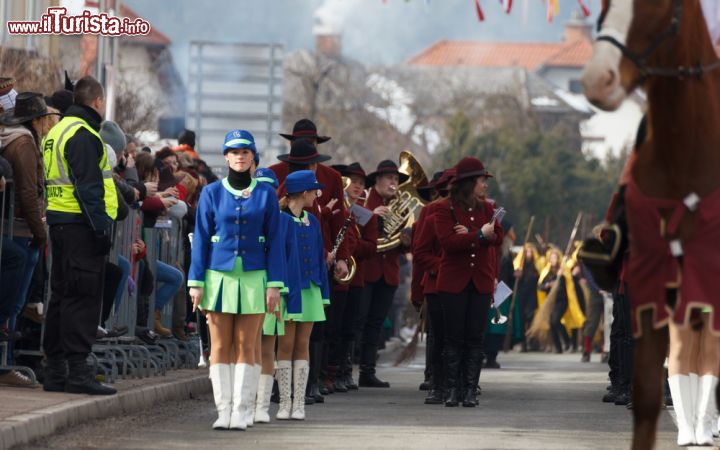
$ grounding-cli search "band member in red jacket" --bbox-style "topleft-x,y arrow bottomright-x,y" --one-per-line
359,160 -> 411,388
434,157 -> 503,408
413,169 -> 455,404
329,163 -> 378,390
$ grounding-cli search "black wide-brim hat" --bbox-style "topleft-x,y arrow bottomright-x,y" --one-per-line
44,89 -> 73,115
365,160 -> 410,188
331,162 -> 367,179
279,118 -> 331,144
418,171 -> 444,202
0,92 -> 53,125
277,138 -> 331,165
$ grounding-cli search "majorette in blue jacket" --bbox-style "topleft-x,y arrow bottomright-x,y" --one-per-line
278,211 -> 303,314
286,210 -> 330,303
188,178 -> 285,289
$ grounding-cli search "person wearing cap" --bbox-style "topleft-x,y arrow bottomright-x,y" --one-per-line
412,168 -> 455,404
358,159 -> 412,388
433,156 -> 503,407
252,167 -> 303,424
0,92 -> 59,387
270,135 -> 350,403
275,170 -> 330,421
329,162 -> 378,391
42,76 -> 119,396
0,77 -> 17,112
188,129 -> 285,431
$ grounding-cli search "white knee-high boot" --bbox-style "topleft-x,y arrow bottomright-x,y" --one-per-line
292,360 -> 310,420
244,364 -> 261,427
254,373 -> 274,423
230,363 -> 250,430
695,375 -> 718,445
669,374 -> 696,446
276,360 -> 293,420
209,364 -> 232,430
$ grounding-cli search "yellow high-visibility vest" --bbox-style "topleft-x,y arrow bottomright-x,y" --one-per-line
43,116 -> 118,220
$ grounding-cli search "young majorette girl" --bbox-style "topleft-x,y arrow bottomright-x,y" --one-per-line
252,167 -> 303,424
188,130 -> 285,431
276,170 -> 330,420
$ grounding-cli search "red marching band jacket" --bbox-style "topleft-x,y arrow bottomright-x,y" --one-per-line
433,198 -> 504,295
412,200 -> 444,307
349,208 -> 378,289
363,187 -> 408,287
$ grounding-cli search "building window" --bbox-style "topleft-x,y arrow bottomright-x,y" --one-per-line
569,79 -> 583,94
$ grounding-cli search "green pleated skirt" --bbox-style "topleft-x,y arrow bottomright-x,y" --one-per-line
263,294 -> 288,336
200,257 -> 267,315
288,282 -> 327,323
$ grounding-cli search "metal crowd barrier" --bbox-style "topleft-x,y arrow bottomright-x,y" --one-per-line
0,180 -> 38,384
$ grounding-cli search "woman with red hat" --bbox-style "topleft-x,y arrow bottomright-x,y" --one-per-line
433,156 -> 503,407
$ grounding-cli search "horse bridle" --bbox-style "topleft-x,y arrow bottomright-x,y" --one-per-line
596,0 -> 720,79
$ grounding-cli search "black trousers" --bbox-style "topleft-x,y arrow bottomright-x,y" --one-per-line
440,284 -> 492,390
609,287 -> 634,392
326,289 -> 348,367
100,262 -> 123,327
359,278 -> 397,373
426,294 -> 444,389
44,224 -> 106,361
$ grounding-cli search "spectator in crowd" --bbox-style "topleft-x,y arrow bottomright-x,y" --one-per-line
174,128 -> 200,160
42,75 -> 117,396
0,93 -> 59,387
0,77 -> 17,112
44,89 -> 73,115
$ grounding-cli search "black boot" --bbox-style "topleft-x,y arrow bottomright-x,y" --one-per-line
462,387 -> 477,407
339,342 -> 358,390
329,365 -> 348,393
42,358 -> 67,392
463,347 -> 482,407
65,357 -> 116,395
308,342 -> 325,403
444,346 -> 461,407
424,388 -> 445,405
359,343 -> 389,388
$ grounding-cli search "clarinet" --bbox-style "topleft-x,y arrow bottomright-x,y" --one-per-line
330,214 -> 354,262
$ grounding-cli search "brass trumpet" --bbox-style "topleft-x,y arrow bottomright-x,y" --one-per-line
376,151 -> 428,252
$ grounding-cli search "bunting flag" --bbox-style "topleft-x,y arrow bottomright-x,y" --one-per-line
577,0 -> 590,17
500,0 -> 512,14
546,0 -> 559,23
475,0 -> 485,21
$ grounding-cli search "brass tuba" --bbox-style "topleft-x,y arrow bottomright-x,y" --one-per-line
376,151 -> 428,252
333,176 -> 358,285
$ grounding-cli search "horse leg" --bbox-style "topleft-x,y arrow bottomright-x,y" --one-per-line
631,310 -> 669,450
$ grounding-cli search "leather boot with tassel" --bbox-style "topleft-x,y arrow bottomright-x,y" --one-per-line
153,310 -> 172,338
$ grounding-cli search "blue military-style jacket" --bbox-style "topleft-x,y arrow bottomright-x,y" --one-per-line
287,210 -> 330,302
188,178 -> 285,289
278,211 -> 302,314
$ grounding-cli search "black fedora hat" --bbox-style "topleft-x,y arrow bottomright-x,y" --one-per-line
366,160 -> 409,188
277,138 -> 331,165
418,171 -> 444,202
331,162 -> 367,179
0,92 -> 53,125
44,89 -> 73,115
279,119 -> 331,144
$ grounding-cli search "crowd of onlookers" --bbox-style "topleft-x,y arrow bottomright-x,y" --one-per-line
0,74 -> 218,387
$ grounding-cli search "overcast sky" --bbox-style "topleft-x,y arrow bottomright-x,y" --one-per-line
125,0 -> 599,83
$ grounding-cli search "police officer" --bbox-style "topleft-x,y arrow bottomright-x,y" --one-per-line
42,76 -> 117,395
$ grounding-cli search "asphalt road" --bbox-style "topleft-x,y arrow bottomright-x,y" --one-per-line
21,349 -> 687,450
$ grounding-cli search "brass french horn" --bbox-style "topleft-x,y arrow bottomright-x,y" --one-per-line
376,151 -> 428,252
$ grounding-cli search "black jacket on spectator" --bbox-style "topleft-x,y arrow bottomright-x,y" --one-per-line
45,104 -> 112,237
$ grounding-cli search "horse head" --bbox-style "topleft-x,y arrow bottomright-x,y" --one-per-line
582,0 -> 715,111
